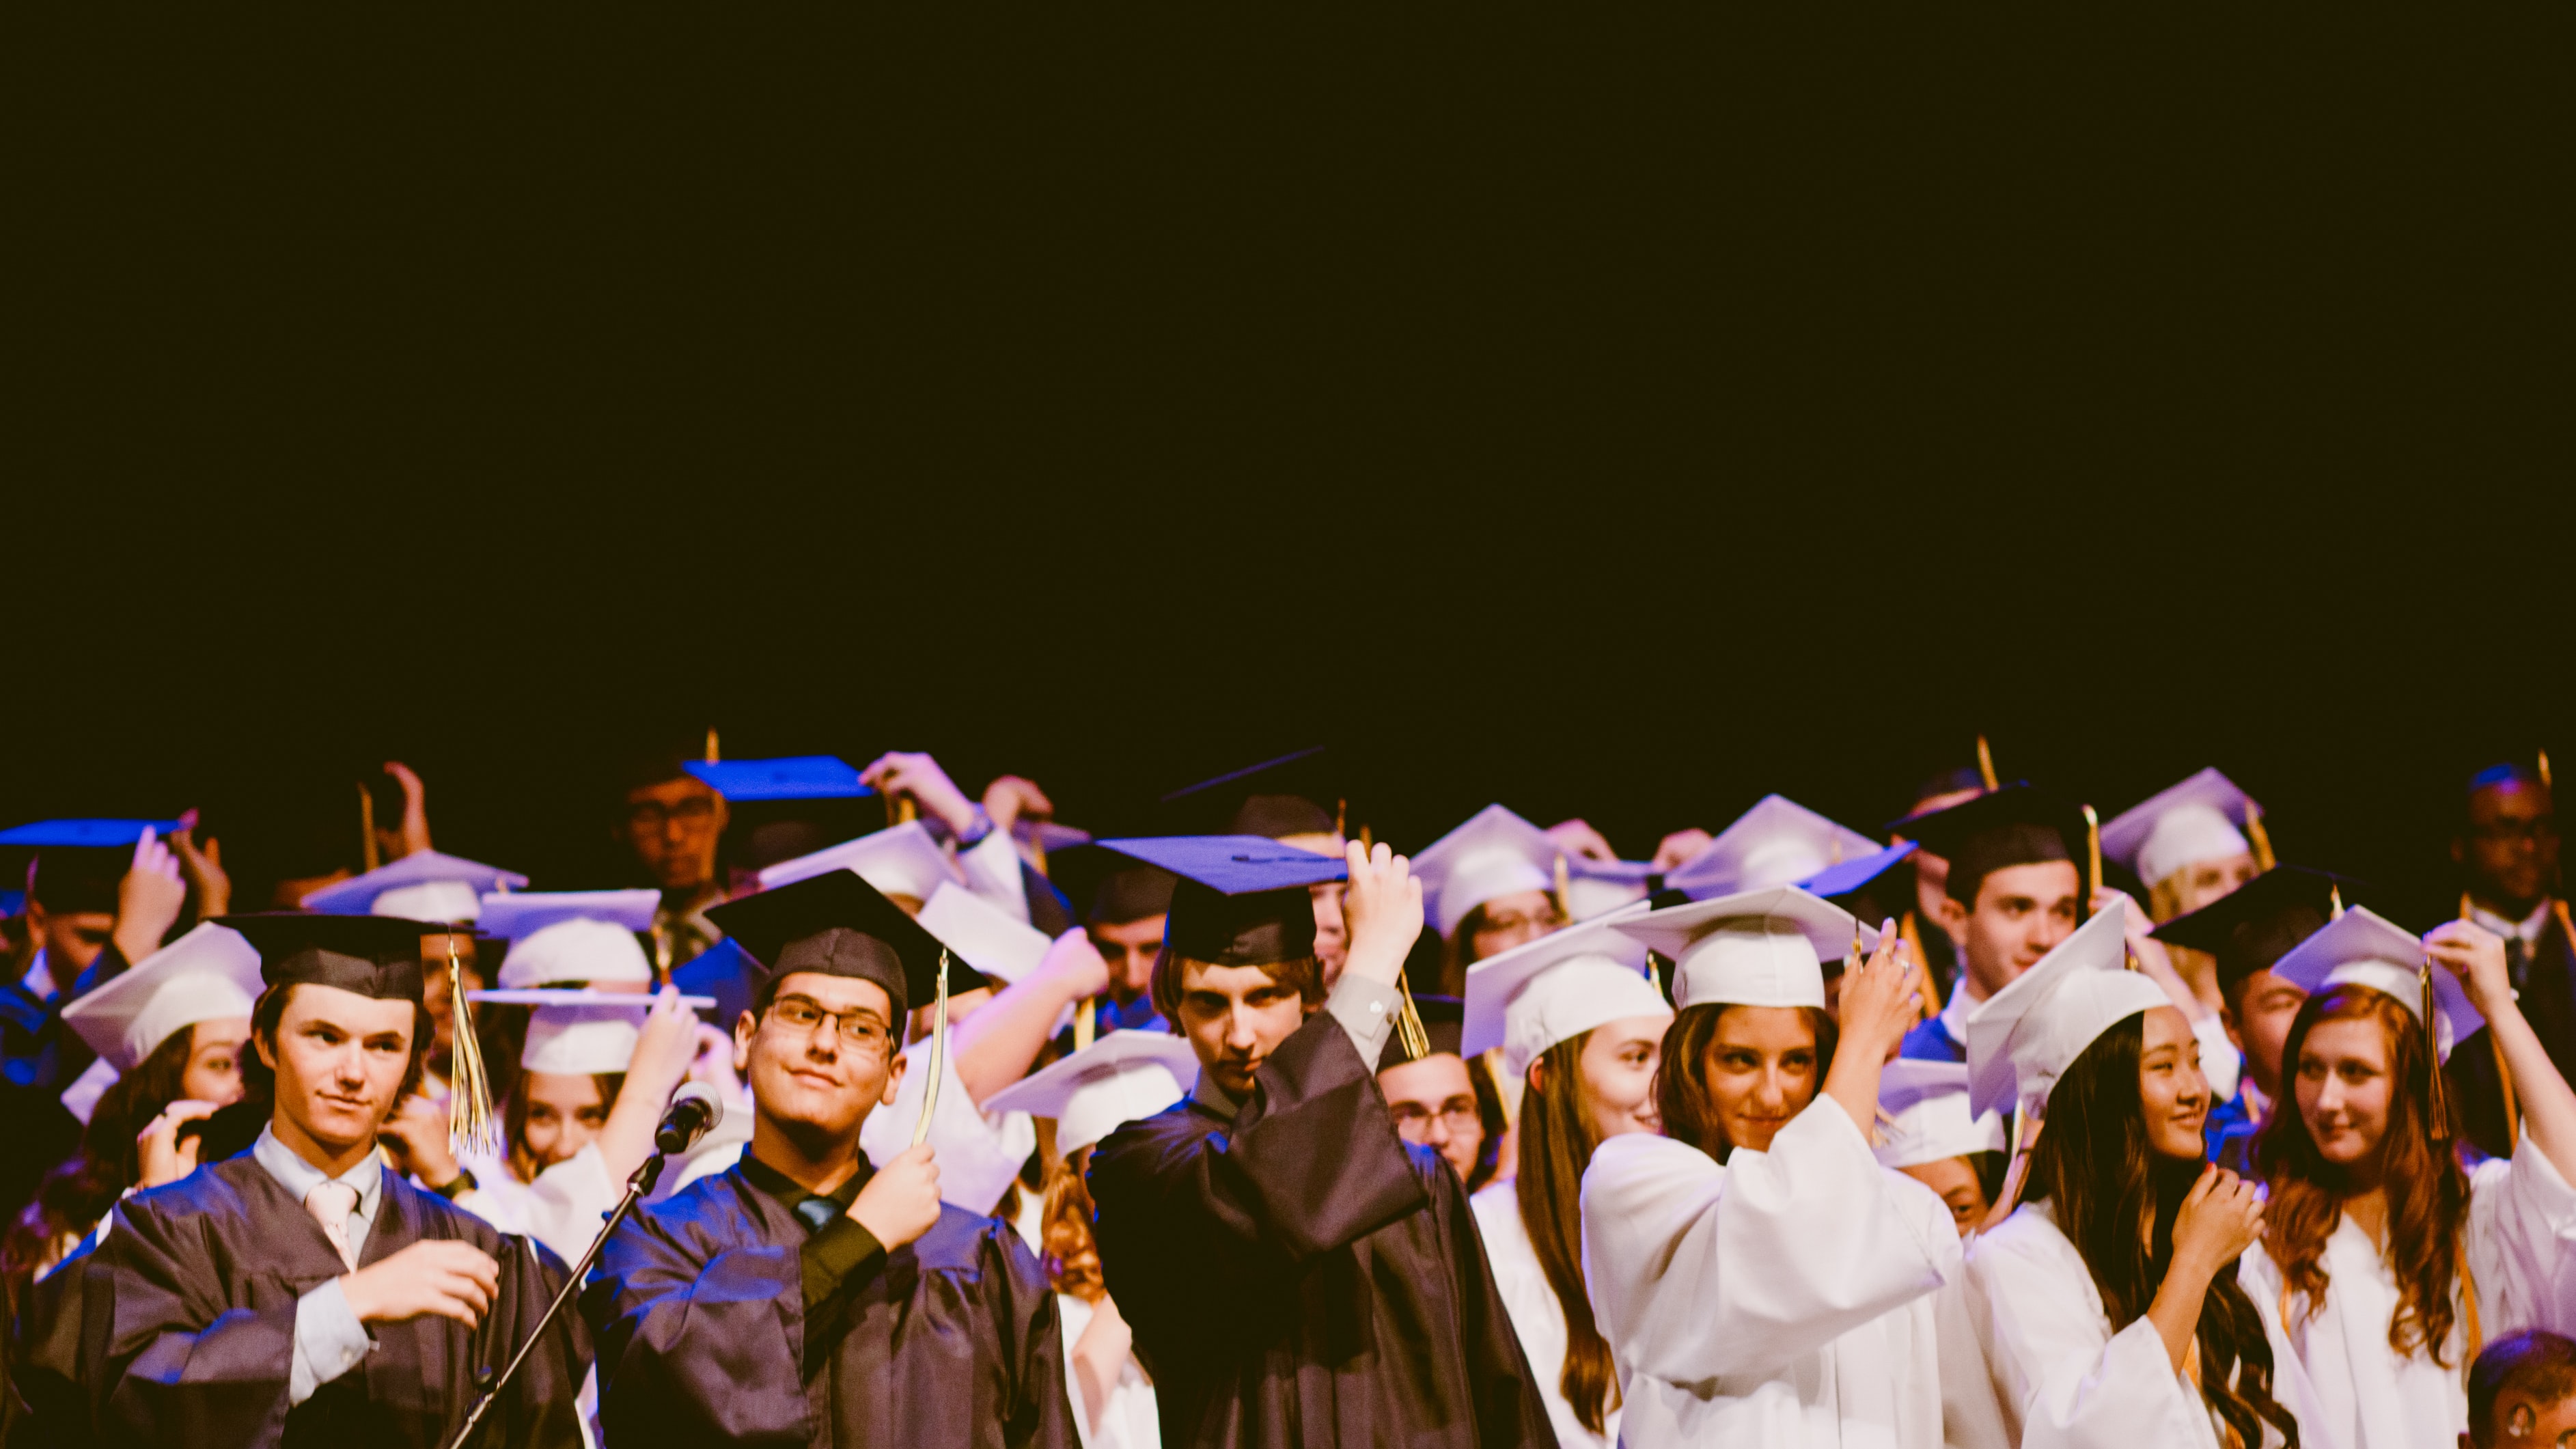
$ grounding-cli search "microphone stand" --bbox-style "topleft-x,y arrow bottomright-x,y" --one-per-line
443,1149 -> 671,1449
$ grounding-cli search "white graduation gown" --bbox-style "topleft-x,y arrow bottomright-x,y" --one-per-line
1469,1181 -> 1617,1449
1966,1199 -> 2284,1448
1580,1101 -> 1959,1447
453,1143 -> 623,1269
2241,1133 -> 2576,1449
1057,1292 -> 1160,1449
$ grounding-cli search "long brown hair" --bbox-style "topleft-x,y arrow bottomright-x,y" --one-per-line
2254,983 -> 2469,1366
1044,1144 -> 1105,1301
1517,1032 -> 1619,1435
1653,1002 -> 1837,1161
2026,1015 -> 2299,1448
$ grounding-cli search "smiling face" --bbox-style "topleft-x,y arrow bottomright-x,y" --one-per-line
181,1017 -> 252,1105
515,1071 -> 611,1174
1701,1005 -> 1819,1154
1468,890 -> 1560,965
1378,1051 -> 1482,1181
1577,1012 -> 1667,1140
2226,967 -> 2308,1101
1173,960 -> 1310,1101
2293,1013 -> 2394,1170
1939,861 -> 2083,1000
260,985 -> 420,1157
735,972 -> 905,1146
2137,1004 -> 2213,1161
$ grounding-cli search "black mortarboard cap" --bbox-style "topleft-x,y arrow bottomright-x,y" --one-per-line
1887,784 -> 2079,902
1090,864 -> 1178,926
2150,865 -> 2355,991
1157,746 -> 1345,841
1380,993 -> 1464,1071
217,913 -> 435,1003
1099,836 -> 1346,966
705,868 -> 981,1019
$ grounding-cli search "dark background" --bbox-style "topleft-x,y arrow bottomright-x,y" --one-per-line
5,12 -> 2568,926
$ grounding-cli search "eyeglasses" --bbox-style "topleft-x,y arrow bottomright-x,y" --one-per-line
625,797 -> 717,833
766,995 -> 893,1057
1388,1099 -> 1482,1141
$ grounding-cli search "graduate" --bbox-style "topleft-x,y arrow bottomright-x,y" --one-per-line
1872,1060 -> 2017,1447
2148,866 -> 2342,1171
1893,786 -> 2087,1063
580,868 -> 1070,1449
1376,995 -> 1507,1191
1459,912 -> 1672,1449
983,1029 -> 1204,1449
2242,907 -> 2576,1448
1085,836 -> 1553,1448
1581,885 -> 1964,1446
1661,795 -> 1883,901
2099,769 -> 2268,1015
1083,863 -> 1177,1035
1414,805 -> 1572,992
1962,907 -> 2299,1448
14,912 -> 592,1448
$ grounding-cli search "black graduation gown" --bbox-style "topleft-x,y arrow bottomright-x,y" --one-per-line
1087,1010 -> 1555,1449
11,1151 -> 588,1449
581,1162 -> 1070,1448
2451,905 -> 2576,1159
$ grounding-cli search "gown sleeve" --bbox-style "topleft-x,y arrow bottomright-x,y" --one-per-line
1578,1099 -> 1957,1383
1964,1210 -> 2215,1448
87,1196 -> 303,1448
859,1026 -> 1038,1216
2467,1129 -> 2576,1338
583,1191 -> 822,1446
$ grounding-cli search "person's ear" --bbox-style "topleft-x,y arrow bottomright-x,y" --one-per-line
1933,893 -> 1970,939
2450,836 -> 2467,867
733,1009 -> 756,1074
880,1051 -> 908,1108
708,797 -> 731,836
1525,1055 -> 1548,1096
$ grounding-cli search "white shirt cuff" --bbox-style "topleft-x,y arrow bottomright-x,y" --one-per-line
1325,971 -> 1400,1068
288,1278 -> 372,1403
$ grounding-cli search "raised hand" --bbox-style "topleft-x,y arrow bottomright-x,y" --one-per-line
1340,841 -> 1424,986
340,1239 -> 501,1327
1650,828 -> 1715,872
1834,918 -> 1922,1060
850,1143 -> 942,1248
135,1099 -> 220,1187
385,762 -> 433,857
169,810 -> 231,920
981,775 -> 1055,836
113,827 -> 189,967
2426,919 -> 2512,1013
2170,1164 -> 2265,1274
1544,818 -> 1618,864
860,753 -> 978,837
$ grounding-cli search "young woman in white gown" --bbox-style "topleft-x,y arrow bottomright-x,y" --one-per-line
1963,907 -> 2303,1448
1458,913 -> 1673,1449
1581,885 -> 1967,1447
2241,907 -> 2576,1449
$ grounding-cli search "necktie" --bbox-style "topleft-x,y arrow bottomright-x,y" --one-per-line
305,1182 -> 361,1270
792,1196 -> 840,1235
2509,936 -> 2532,990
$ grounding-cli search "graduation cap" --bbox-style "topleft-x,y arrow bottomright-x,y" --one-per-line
497,918 -> 654,988
981,1030 -> 1200,1156
756,822 -> 958,905
705,868 -> 980,1019
1795,841 -> 1920,906
1611,885 -> 1877,1012
2099,769 -> 2260,888
684,755 -> 874,802
0,818 -> 184,848
1874,1060 -> 2007,1170
61,922 -> 262,1072
1097,836 -> 1345,966
1563,858 -> 1656,922
687,756 -> 887,873
1088,863 -> 1178,926
460,991 -> 710,1075
477,889 -> 660,940
1463,905 -> 1667,1080
1158,745 -> 1345,844
1413,805 -> 1560,938
1379,994 -> 1466,1071
915,881 -> 1055,985
299,850 -> 529,924
1665,796 -> 1884,901
1964,907 -> 2169,1118
1887,784 -> 2081,904
2149,865 -> 2351,993
217,912 -> 438,1001
2269,905 -> 2482,1062
1,819 -> 181,915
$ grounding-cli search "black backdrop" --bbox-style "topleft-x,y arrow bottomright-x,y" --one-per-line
6,12 -> 2571,928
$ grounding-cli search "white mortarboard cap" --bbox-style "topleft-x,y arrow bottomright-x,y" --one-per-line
61,922 -> 262,1072
1874,1059 -> 2009,1169
1463,905 -> 1670,1080
1414,805 -> 1560,938
1665,796 -> 1885,901
477,889 -> 661,941
916,881 -> 1054,984
2269,905 -> 2482,1062
299,850 -> 529,922
1564,859 -> 1655,923
497,917 -> 654,988
1611,885 -> 1877,1011
2099,769 -> 2258,889
1965,907 -> 2172,1119
756,821 -> 958,902
980,1030 -> 1200,1157
518,1000 -> 645,1076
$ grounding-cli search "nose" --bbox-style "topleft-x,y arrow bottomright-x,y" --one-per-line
1223,1008 -> 1260,1052
1423,1113 -> 1453,1146
1753,1066 -> 1789,1112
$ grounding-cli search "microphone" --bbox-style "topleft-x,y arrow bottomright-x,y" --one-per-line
654,1082 -> 722,1155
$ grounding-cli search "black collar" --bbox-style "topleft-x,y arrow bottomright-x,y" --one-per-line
739,1151 -> 870,1214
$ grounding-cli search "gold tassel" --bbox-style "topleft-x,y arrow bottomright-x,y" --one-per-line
444,936 -> 501,1158
359,783 -> 380,872
704,727 -> 721,764
2543,749 -> 2555,795
1390,969 -> 1431,1062
1072,996 -> 1096,1051
1901,912 -> 1939,1021
2458,893 -> 2523,1143
2329,884 -> 2346,921
913,950 -> 951,1147
1976,735 -> 1999,792
1336,797 -> 1348,842
2245,800 -> 2277,872
1553,853 -> 1574,923
1359,823 -> 1374,850
2081,804 -> 2103,909
1029,828 -> 1050,880
2423,949 -> 2453,1144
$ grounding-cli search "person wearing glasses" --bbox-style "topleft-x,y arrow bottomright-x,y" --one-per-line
2449,762 -> 2573,1159
611,745 -> 732,976
1374,994 -> 1506,1191
583,870 -> 1072,1448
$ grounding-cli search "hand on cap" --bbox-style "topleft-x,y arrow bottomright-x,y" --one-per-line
169,811 -> 230,920
981,776 -> 1054,837
631,986 -> 703,1103
342,1239 -> 500,1328
113,827 -> 189,968
861,753 -> 978,838
135,1099 -> 220,1188
1544,818 -> 1617,864
384,762 -> 433,858
1340,842 -> 1424,987
1834,918 -> 1920,1061
2426,920 -> 2512,1012
850,1142 -> 942,1249
1650,828 -> 1715,872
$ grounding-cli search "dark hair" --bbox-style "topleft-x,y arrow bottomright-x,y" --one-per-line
505,1070 -> 626,1174
244,984 -> 435,1115
83,1026 -> 206,1189
1461,1052 -> 1506,1193
1516,1031 -> 1620,1435
2256,983 -> 2469,1366
2469,1329 -> 2576,1448
1653,1002 -> 1838,1162
2025,1015 -> 2299,1448
1148,949 -> 1325,1026
2467,762 -> 2545,802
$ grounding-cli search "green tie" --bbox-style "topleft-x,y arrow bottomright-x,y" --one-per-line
792,1197 -> 840,1235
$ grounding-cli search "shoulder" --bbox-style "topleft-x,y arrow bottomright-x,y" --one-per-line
911,1202 -> 1044,1282
1579,1132 -> 1719,1212
123,1154 -> 262,1226
1468,1179 -> 1519,1233
1898,1017 -> 1963,1061
1091,1101 -> 1216,1181
1967,1200 -> 2074,1275
624,1165 -> 763,1247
